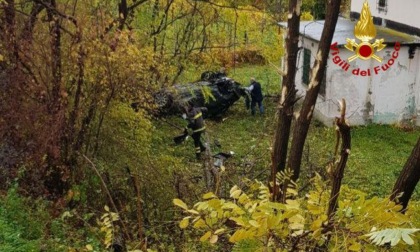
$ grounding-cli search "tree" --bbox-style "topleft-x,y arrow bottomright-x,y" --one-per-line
270,0 -> 301,201
287,0 -> 342,181
0,0 -> 156,197
271,0 -> 342,201
390,137 -> 420,213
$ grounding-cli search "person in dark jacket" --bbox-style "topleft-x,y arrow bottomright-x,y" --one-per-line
214,67 -> 227,79
184,105 -> 208,159
246,77 -> 264,115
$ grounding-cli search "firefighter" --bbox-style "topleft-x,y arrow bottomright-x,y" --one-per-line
246,77 -> 264,115
184,104 -> 208,159
214,67 -> 227,79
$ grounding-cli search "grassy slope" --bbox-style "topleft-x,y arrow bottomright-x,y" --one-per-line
166,65 -> 420,199
347,125 -> 420,197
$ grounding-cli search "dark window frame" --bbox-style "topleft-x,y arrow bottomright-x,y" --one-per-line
377,0 -> 388,14
319,69 -> 326,98
302,48 -> 311,85
301,47 -> 327,98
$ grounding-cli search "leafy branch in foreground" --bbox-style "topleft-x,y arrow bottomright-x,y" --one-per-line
174,176 -> 420,250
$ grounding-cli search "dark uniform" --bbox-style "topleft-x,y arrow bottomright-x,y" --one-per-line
247,79 -> 264,115
214,67 -> 227,79
186,106 -> 208,159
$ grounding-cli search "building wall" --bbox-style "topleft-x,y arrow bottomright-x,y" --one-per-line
414,49 -> 420,126
351,0 -> 420,30
295,37 -> 419,126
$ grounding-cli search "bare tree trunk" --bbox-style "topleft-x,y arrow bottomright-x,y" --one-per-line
43,0 -> 68,197
327,99 -> 351,219
2,0 -> 18,62
270,0 -> 301,201
287,0 -> 342,181
390,137 -> 420,213
47,0 -> 62,109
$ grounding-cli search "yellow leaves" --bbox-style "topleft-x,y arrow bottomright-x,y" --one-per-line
208,199 -> 222,209
285,199 -> 300,210
209,234 -> 218,244
193,218 -> 206,229
179,217 -> 190,229
229,229 -> 255,243
288,214 -> 305,230
307,203 -> 324,215
85,244 -> 93,251
172,178 -> 420,251
0,54 -> 3,62
187,209 -> 199,215
348,241 -> 362,251
238,194 -> 251,206
310,214 -> 327,231
173,198 -> 188,210
201,86 -> 216,104
311,219 -> 323,231
229,229 -> 245,243
203,192 -> 217,200
99,205 -> 120,249
230,217 -> 246,227
205,216 -> 217,227
301,11 -> 314,21
287,188 -> 298,197
214,228 -> 225,235
200,231 -> 212,242
230,185 -> 242,199
199,231 -> 219,244
230,190 -> 242,199
267,214 -> 282,229
195,201 -> 209,211
249,220 -> 260,228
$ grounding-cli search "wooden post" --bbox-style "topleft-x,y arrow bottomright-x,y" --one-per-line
327,99 -> 351,219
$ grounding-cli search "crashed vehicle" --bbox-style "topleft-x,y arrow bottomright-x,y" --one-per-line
153,71 -> 249,118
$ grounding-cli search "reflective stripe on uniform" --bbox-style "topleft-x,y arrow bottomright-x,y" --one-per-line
193,112 -> 202,119
193,126 -> 206,133
195,147 -> 201,153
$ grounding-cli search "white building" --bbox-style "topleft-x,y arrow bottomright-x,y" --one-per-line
279,0 -> 420,126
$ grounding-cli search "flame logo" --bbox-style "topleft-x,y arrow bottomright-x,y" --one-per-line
344,0 -> 385,62
354,1 -> 376,42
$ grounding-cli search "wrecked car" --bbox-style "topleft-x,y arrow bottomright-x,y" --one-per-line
152,71 -> 249,118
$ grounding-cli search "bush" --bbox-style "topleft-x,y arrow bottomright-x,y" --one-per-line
0,186 -> 44,251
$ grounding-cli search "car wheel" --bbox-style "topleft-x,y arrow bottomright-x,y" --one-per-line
154,91 -> 172,110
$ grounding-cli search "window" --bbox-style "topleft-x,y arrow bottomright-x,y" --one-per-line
301,48 -> 326,97
302,48 -> 311,85
319,70 -> 326,97
377,0 -> 387,14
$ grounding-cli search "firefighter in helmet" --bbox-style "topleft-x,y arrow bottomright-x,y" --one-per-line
184,103 -> 208,159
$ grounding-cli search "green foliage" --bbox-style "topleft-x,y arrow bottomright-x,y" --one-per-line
229,65 -> 281,95
301,11 -> 314,21
0,186 -> 45,249
346,125 -> 420,198
201,86 -> 217,104
174,174 -> 420,250
232,239 -> 262,252
0,215 -> 40,252
302,0 -> 326,20
0,186 -> 107,251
